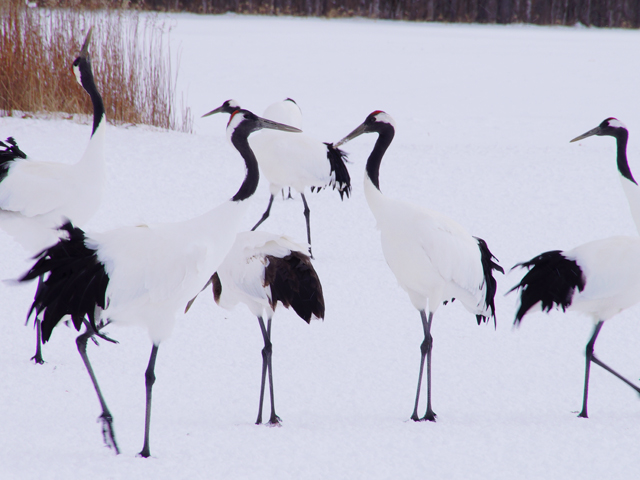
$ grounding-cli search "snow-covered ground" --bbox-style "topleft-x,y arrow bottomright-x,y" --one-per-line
2,13 -> 640,479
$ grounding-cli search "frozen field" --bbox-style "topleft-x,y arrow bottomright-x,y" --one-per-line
1,13 -> 640,479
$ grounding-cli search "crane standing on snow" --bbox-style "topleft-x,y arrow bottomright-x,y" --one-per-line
336,111 -> 503,422
510,117 -> 640,418
19,109 -> 301,457
186,230 -> 325,426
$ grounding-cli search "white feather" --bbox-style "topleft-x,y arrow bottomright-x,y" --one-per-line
89,200 -> 246,344
565,236 -> 640,321
0,118 -> 106,253
365,177 -> 487,315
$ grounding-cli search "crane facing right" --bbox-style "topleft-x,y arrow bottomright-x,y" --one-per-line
510,117 -> 640,418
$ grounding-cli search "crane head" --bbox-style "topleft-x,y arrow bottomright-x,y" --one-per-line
571,117 -> 628,142
335,110 -> 396,147
227,109 -> 302,136
202,99 -> 241,118
72,27 -> 94,89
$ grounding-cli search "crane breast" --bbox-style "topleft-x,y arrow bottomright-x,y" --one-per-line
567,236 -> 640,319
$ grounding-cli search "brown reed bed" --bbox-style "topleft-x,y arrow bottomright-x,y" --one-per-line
0,1 -> 193,133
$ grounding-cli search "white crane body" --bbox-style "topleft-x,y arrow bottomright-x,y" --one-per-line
212,230 -> 313,318
336,110 -> 502,422
19,108 -> 301,456
511,117 -> 640,418
365,178 -> 489,315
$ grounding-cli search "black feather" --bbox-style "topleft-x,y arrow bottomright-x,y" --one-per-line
19,222 -> 109,342
474,237 -> 504,327
325,143 -> 351,200
0,137 -> 27,182
509,250 -> 585,325
264,251 -> 325,323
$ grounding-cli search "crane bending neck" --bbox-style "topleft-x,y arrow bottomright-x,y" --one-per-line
365,125 -> 394,191
230,134 -> 260,202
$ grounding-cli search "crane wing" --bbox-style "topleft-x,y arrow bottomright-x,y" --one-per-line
0,160 -> 77,217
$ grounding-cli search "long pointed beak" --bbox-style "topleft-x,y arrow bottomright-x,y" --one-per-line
335,122 -> 368,147
79,27 -> 93,58
571,126 -> 601,143
257,116 -> 302,133
202,105 -> 229,118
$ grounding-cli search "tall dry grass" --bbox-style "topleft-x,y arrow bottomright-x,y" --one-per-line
0,1 -> 193,133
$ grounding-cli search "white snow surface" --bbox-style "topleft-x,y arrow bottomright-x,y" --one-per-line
2,13 -> 640,479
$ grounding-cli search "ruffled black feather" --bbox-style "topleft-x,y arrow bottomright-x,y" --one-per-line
474,237 -> 504,327
509,250 -> 585,325
264,251 -> 324,323
19,222 -> 109,342
324,143 -> 351,200
0,137 -> 27,182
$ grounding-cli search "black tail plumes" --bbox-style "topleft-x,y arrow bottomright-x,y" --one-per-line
325,143 -> 351,200
509,250 -> 585,325
19,222 -> 109,342
0,137 -> 27,182
474,237 -> 504,327
265,251 -> 325,323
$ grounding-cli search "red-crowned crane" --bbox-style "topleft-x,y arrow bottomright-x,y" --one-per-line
205,98 -> 351,257
0,28 -> 105,364
510,117 -> 640,418
335,111 -> 503,422
19,109 -> 301,457
186,230 -> 324,426
0,28 -> 104,253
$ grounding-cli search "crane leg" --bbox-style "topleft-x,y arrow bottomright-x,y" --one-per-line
31,318 -> 44,364
30,275 -> 45,364
256,316 -> 268,425
300,193 -> 313,259
252,195 -> 275,232
579,321 -> 604,418
411,310 -> 437,422
139,344 -> 159,458
257,316 -> 280,426
76,321 -> 120,454
579,321 -> 640,418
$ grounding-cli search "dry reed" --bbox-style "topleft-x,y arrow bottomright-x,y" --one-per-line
0,1 -> 193,133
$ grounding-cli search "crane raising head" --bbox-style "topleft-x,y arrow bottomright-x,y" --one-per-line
571,117 -> 628,143
202,99 -> 242,117
72,27 -> 94,89
335,110 -> 396,147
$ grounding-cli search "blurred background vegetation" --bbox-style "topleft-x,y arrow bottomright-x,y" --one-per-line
0,0 -> 193,132
37,0 -> 640,27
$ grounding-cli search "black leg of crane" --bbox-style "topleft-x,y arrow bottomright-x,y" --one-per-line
76,321 -> 120,454
252,195 -> 275,232
411,310 -> 436,422
139,344 -> 159,458
265,317 -> 280,425
281,187 -> 293,200
579,321 -> 604,418
32,318 -> 44,364
579,321 -> 640,418
256,316 -> 268,425
300,193 -> 313,259
257,316 -> 280,426
30,275 -> 45,364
